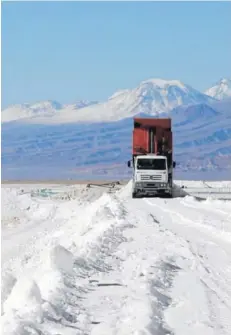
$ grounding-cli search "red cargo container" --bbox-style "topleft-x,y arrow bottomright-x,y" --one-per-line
132,118 -> 172,160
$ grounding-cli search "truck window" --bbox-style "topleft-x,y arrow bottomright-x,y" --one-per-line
137,159 -> 166,170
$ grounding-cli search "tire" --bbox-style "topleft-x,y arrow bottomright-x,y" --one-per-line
132,192 -> 137,198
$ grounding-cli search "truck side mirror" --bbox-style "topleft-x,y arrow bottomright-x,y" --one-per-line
127,160 -> 131,168
173,161 -> 176,168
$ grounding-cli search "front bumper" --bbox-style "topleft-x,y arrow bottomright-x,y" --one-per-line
133,182 -> 171,194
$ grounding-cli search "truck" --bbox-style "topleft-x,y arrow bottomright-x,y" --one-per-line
127,117 -> 176,198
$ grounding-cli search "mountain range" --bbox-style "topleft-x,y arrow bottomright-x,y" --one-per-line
2,78 -> 231,124
2,77 -> 231,180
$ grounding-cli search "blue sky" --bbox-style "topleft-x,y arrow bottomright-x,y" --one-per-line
2,1 -> 231,108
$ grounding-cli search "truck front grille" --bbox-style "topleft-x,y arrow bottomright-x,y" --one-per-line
141,175 -> 162,181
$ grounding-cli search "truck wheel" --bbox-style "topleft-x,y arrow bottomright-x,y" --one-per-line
132,192 -> 137,198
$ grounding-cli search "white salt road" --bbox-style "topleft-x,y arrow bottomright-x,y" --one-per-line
1,182 -> 231,335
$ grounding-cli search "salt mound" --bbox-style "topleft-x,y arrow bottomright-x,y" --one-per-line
116,179 -> 132,199
3,277 -> 43,323
1,272 -> 17,313
49,244 -> 74,274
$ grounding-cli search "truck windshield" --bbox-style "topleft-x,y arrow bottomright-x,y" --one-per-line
137,158 -> 166,170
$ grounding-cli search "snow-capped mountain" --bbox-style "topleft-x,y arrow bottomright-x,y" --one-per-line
205,78 -> 231,100
1,101 -> 62,123
1,78 -> 216,124
1,100 -> 98,123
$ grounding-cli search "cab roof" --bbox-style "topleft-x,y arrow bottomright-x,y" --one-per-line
135,155 -> 167,159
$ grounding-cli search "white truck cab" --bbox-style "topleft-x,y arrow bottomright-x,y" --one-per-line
130,154 -> 173,198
